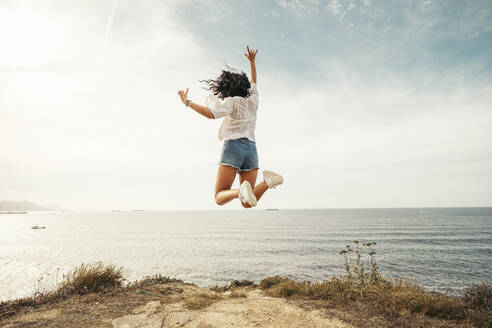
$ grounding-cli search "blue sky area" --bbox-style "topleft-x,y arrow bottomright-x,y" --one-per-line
168,0 -> 492,84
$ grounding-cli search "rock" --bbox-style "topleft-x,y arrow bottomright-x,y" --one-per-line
133,301 -> 162,314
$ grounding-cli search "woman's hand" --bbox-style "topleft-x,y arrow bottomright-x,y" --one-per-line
244,45 -> 258,62
178,88 -> 189,104
244,46 -> 258,84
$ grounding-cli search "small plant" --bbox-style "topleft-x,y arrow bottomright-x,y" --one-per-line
33,275 -> 45,297
339,240 -> 380,286
136,274 -> 182,287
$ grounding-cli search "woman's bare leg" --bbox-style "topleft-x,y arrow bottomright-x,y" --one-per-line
239,169 -> 269,208
214,165 -> 239,205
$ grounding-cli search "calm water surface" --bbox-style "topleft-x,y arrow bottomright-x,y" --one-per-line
1,208 -> 491,301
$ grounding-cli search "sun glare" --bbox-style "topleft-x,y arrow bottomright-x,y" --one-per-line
0,11 -> 52,67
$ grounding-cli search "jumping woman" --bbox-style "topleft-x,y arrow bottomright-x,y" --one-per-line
177,46 -> 284,208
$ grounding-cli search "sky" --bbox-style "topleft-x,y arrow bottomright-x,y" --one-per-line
0,0 -> 491,210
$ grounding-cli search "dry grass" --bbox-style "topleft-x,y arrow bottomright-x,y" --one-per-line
58,262 -> 124,293
260,276 -> 486,327
209,280 -> 251,300
2,242 -> 490,328
210,280 -> 255,293
259,240 -> 492,328
462,283 -> 492,328
228,291 -> 247,298
129,274 -> 184,289
0,262 -> 124,320
183,292 -> 224,310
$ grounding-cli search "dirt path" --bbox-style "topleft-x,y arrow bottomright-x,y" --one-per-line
2,283 -> 351,328
111,289 -> 350,328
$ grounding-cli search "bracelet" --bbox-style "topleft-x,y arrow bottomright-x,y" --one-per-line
184,99 -> 191,107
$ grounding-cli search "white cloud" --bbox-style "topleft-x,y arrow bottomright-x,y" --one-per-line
276,0 -> 305,11
254,66 -> 492,208
277,0 -> 288,9
328,0 -> 341,15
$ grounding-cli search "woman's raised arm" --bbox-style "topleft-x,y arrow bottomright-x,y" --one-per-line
244,46 -> 258,84
178,88 -> 215,119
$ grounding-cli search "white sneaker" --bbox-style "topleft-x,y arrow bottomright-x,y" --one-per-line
239,181 -> 257,207
263,170 -> 284,189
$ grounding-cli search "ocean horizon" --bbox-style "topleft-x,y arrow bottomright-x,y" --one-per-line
1,207 -> 491,302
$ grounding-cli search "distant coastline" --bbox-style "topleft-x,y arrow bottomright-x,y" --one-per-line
0,200 -> 52,213
0,211 -> 28,215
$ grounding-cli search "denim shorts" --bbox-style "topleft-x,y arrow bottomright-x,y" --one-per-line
219,138 -> 259,172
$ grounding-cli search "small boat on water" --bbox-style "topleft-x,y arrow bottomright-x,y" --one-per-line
31,225 -> 46,229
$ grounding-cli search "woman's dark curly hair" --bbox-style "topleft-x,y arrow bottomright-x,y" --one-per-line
201,69 -> 251,99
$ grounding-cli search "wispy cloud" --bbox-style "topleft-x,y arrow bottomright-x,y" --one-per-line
105,0 -> 118,40
327,0 -> 341,15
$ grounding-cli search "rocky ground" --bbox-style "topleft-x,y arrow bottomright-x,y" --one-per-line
1,282 -> 351,328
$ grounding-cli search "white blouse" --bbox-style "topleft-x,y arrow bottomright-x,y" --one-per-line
205,83 -> 258,142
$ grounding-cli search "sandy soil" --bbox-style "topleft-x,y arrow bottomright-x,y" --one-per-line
1,283 -> 352,328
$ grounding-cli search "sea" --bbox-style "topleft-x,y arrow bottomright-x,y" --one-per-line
1,208 -> 491,302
